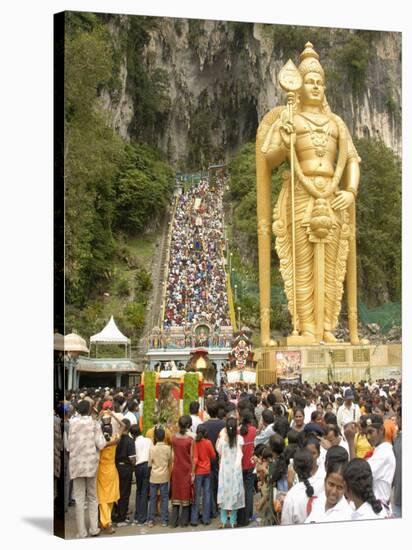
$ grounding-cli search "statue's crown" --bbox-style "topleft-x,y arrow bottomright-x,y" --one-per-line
298,42 -> 325,79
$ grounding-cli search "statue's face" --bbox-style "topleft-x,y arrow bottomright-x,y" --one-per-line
301,71 -> 325,106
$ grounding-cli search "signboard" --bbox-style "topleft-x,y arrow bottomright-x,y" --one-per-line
275,351 -> 302,384
226,369 -> 256,384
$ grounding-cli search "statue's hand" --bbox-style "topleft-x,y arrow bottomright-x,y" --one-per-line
331,190 -> 354,211
279,125 -> 296,149
279,110 -> 296,149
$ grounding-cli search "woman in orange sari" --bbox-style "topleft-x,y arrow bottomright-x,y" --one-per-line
97,411 -> 124,534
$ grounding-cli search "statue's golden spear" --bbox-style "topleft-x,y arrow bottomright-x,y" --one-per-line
277,60 -> 302,337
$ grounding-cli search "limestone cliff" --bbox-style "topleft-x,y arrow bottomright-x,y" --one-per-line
101,17 -> 402,166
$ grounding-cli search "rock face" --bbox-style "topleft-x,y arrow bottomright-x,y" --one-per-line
102,17 -> 402,165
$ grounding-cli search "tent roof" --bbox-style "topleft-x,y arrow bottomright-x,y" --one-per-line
54,332 -> 65,351
90,316 -> 131,344
64,333 -> 89,353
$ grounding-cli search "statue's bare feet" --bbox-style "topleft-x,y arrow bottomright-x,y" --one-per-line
323,331 -> 337,343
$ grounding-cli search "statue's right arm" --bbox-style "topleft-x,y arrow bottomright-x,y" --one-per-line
257,107 -> 288,169
262,121 -> 288,167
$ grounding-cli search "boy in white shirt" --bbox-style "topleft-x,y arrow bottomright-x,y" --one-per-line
345,414 -> 395,509
130,424 -> 153,525
364,414 -> 396,507
336,389 -> 360,430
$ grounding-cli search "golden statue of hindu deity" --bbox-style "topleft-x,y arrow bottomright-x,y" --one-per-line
256,42 -> 361,346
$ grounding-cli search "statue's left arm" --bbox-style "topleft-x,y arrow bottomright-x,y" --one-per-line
336,119 -> 362,344
332,120 -> 361,210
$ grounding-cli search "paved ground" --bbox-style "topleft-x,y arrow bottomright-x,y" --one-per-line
64,482 -> 260,539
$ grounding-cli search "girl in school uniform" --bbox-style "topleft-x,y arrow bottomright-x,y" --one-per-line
305,461 -> 352,523
281,449 -> 323,525
304,435 -> 326,487
343,458 -> 388,520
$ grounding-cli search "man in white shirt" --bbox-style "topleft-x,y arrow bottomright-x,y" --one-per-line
344,413 -> 395,510
364,415 -> 396,507
336,389 -> 360,430
123,400 -> 140,427
68,400 -> 106,538
130,424 -> 153,525
304,395 -> 317,425
254,409 -> 276,447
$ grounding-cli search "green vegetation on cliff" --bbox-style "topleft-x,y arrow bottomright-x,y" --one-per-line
64,12 -> 174,340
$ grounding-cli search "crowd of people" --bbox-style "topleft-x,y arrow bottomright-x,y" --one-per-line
57,377 -> 402,537
163,177 -> 231,330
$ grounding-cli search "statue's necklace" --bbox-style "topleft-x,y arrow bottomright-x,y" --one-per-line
292,112 -> 349,199
300,113 -> 331,157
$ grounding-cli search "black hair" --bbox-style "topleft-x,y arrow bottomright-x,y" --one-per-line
269,433 -> 285,455
238,398 -> 253,412
189,401 -> 200,415
366,414 -> 384,429
269,434 -> 288,484
267,393 -> 276,407
249,394 -> 258,408
77,400 -> 91,416
325,460 -> 346,480
196,424 -> 208,442
284,442 -> 299,464
343,458 -> 382,514
311,410 -> 323,422
324,424 -> 341,438
287,429 -> 300,446
262,409 -> 275,426
359,414 -> 368,429
206,399 -> 219,418
113,397 -> 123,413
130,424 -> 141,439
325,445 -> 349,470
304,435 -> 320,456
154,426 -> 165,444
261,447 -> 273,460
127,400 -> 139,412
226,417 -> 238,449
293,407 -> 305,418
295,397 -> 307,410
254,443 -> 266,458
178,415 -> 191,435
324,412 -> 338,425
293,449 -> 314,497
273,404 -> 284,417
274,416 -> 290,439
225,402 -> 237,414
361,400 -> 371,413
122,418 -> 131,432
240,411 -> 253,436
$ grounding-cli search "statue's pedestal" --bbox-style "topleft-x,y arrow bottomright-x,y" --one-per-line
254,342 -> 401,385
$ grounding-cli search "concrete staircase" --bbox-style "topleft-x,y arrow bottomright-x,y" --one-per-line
134,194 -> 178,365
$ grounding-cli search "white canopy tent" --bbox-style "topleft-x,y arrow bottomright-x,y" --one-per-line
53,332 -> 65,352
64,332 -> 89,354
90,316 -> 131,358
63,332 -> 90,391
